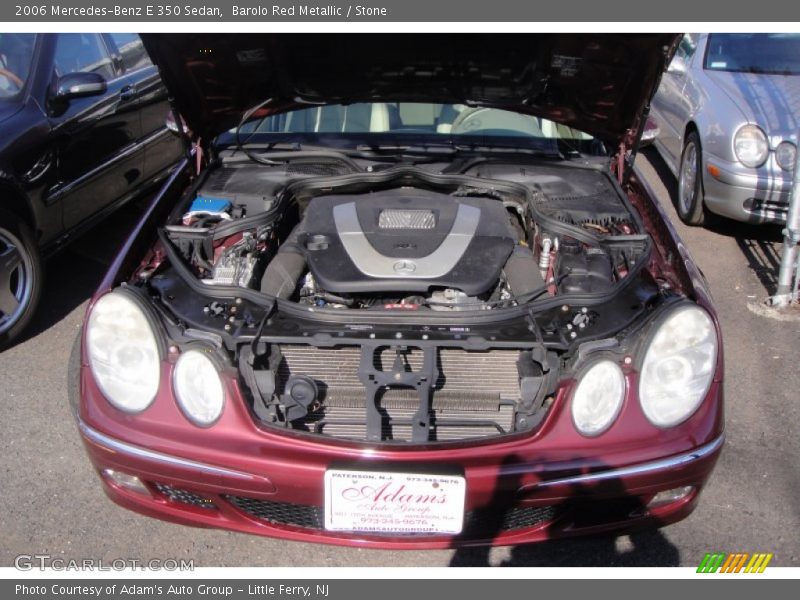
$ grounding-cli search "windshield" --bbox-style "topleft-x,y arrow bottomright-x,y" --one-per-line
227,102 -> 603,156
0,33 -> 36,100
704,33 -> 800,75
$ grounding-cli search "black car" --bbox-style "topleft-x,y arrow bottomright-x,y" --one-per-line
0,33 -> 183,347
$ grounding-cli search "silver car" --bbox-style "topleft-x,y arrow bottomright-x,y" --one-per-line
650,33 -> 800,225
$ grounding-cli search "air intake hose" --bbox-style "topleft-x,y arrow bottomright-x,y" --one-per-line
503,245 -> 545,298
260,224 -> 306,299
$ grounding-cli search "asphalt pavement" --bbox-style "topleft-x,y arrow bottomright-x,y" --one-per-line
1,147 -> 798,568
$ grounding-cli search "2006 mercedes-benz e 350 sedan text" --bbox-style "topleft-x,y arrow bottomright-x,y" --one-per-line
73,34 -> 724,548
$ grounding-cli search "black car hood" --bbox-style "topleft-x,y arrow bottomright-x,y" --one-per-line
141,34 -> 679,147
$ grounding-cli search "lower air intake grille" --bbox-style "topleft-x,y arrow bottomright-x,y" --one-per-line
226,495 -> 556,535
464,504 -> 557,533
225,496 -> 323,529
153,483 -> 217,509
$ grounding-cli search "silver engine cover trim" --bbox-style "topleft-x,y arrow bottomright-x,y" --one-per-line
378,208 -> 437,229
332,201 -> 480,279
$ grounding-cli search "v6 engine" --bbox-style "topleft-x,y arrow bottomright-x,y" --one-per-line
295,188 -> 517,295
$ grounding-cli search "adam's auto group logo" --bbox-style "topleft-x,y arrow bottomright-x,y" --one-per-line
697,552 -> 773,573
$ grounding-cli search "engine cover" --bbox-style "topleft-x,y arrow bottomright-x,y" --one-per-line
299,188 -> 517,295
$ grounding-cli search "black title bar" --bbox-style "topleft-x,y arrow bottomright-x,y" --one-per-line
4,0 -> 800,22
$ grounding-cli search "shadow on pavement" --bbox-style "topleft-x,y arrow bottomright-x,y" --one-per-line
15,201 -> 148,344
448,453 -> 682,567
641,147 -> 785,297
450,529 -> 680,567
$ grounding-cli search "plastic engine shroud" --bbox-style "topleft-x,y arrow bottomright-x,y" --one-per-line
299,188 -> 517,296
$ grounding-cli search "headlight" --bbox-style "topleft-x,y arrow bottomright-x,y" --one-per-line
86,290 -> 161,413
734,124 -> 769,168
571,360 -> 626,436
775,141 -> 796,171
173,349 -> 225,426
639,305 -> 717,428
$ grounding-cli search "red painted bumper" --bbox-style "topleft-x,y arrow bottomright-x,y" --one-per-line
77,355 -> 724,549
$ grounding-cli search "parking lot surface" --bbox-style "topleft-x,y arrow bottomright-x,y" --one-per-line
1,148 -> 798,567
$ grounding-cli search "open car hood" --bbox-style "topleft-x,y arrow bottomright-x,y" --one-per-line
141,33 -> 679,148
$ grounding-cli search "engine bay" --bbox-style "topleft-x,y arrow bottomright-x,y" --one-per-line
135,153 -> 664,443
158,156 -> 648,314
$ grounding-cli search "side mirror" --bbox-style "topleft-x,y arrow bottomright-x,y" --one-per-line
667,56 -> 687,76
53,72 -> 107,102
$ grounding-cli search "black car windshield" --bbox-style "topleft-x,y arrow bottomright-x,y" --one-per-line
222,102 -> 602,156
0,33 -> 36,100
704,33 -> 800,75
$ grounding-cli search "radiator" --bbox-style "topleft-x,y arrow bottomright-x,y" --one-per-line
275,345 -> 521,442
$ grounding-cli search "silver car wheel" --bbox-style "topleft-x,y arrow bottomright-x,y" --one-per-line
0,227 -> 33,336
679,141 -> 698,214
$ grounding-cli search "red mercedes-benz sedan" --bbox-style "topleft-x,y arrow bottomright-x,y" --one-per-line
73,33 -> 724,548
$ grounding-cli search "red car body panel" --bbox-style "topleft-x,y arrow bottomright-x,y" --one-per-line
77,358 -> 722,547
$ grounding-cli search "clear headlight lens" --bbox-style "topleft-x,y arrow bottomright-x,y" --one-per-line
572,360 -> 626,436
639,305 -> 717,428
173,349 -> 225,426
775,141 -> 796,171
86,291 -> 161,413
734,124 -> 769,168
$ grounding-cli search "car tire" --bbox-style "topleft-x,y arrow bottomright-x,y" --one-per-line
677,131 -> 707,226
0,208 -> 43,350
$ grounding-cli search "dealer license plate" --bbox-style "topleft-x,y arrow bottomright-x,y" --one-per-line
324,469 -> 466,534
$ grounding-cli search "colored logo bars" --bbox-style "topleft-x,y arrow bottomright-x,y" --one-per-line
697,553 -> 773,573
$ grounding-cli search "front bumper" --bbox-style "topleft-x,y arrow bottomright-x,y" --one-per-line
78,365 -> 725,548
702,154 -> 793,224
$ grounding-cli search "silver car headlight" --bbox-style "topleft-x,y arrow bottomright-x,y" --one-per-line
86,290 -> 162,413
734,124 -> 769,168
775,141 -> 796,171
639,305 -> 718,428
571,360 -> 626,436
173,349 -> 225,426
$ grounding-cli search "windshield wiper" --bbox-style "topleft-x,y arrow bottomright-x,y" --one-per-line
355,140 -> 561,160
453,142 -> 562,159
355,142 -> 457,155
231,141 -> 304,161
341,143 -> 456,164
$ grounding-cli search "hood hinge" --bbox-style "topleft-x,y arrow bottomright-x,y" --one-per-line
614,126 -> 643,185
168,102 -> 210,177
614,140 -> 627,184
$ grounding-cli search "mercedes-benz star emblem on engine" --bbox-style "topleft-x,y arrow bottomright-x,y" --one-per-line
393,260 -> 417,274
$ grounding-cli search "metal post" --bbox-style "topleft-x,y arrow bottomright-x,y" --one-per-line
771,134 -> 800,307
